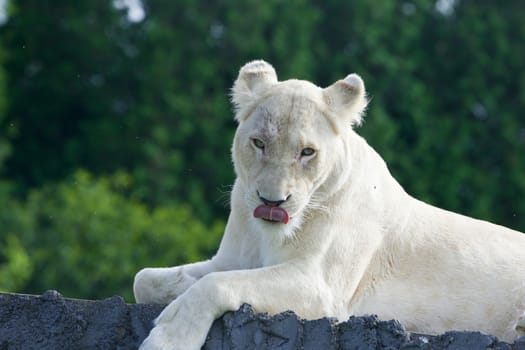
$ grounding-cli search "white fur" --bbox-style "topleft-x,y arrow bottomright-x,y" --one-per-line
134,60 -> 525,350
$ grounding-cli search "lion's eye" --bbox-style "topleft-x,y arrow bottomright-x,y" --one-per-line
252,138 -> 265,150
301,147 -> 316,157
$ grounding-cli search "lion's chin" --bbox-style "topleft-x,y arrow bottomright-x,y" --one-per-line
252,212 -> 303,242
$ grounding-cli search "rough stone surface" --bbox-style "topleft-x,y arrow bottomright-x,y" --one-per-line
1,290 -> 524,349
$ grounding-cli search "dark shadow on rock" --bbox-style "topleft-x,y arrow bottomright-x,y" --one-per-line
1,290 -> 524,349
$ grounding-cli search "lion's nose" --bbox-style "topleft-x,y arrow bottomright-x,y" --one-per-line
257,191 -> 291,207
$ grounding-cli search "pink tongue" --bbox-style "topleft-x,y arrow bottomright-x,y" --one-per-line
253,205 -> 290,224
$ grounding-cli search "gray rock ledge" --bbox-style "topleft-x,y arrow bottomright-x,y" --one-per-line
1,290 -> 524,349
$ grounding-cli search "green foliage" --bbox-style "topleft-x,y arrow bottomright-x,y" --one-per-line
0,181 -> 33,292
0,0 -> 144,189
0,33 -> 8,170
0,234 -> 33,292
0,170 -> 224,301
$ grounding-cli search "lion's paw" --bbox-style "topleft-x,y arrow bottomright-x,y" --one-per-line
140,295 -> 214,350
134,267 -> 197,304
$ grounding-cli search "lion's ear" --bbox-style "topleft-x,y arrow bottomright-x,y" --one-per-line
231,60 -> 278,121
323,74 -> 368,127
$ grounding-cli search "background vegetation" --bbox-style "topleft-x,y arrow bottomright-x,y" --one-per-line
0,0 -> 524,301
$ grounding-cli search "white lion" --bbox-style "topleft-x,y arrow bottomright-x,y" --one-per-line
134,60 -> 525,349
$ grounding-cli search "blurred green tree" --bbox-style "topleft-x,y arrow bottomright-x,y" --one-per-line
0,170 -> 224,300
416,0 -> 525,230
0,0 -> 144,191
0,22 -> 8,170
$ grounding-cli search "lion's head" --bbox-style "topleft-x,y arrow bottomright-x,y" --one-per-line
230,60 -> 368,238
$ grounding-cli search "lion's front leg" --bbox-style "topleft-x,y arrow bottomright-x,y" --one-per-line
139,263 -> 328,350
138,284 -> 217,350
134,260 -> 219,304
